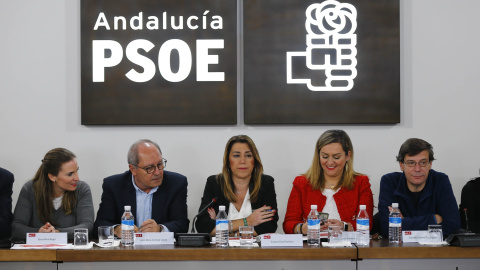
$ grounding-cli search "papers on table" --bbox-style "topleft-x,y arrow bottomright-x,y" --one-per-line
322,240 -> 352,247
11,244 -> 73,249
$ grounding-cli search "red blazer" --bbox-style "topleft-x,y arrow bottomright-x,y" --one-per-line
283,175 -> 374,233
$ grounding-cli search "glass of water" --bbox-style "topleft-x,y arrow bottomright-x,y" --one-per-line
98,226 -> 114,246
239,226 -> 254,245
74,228 -> 89,247
428,224 -> 443,243
328,225 -> 343,244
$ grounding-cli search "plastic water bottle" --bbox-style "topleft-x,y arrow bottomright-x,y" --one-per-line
356,205 -> 370,246
389,203 -> 402,243
307,205 -> 320,246
215,205 -> 229,248
121,205 -> 135,246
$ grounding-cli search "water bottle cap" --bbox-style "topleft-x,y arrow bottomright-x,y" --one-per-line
360,205 -> 366,209
310,205 -> 317,210
124,205 -> 131,211
219,205 -> 226,211
392,203 -> 399,208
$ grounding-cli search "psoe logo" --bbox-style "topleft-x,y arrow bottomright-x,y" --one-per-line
286,0 -> 357,91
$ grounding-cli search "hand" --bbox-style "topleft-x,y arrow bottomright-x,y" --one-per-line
38,222 -> 56,233
435,214 -> 443,224
207,207 -> 216,220
247,205 -> 275,227
114,224 -> 140,237
325,219 -> 343,230
140,219 -> 162,232
388,206 -> 403,218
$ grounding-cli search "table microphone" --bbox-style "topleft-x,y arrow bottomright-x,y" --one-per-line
446,207 -> 480,246
464,208 -> 470,232
191,197 -> 218,233
176,197 -> 217,246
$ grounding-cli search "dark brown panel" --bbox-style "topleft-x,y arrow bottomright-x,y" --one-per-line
81,0 -> 237,125
244,0 -> 400,124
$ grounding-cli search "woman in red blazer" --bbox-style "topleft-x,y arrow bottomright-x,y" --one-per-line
283,130 -> 373,234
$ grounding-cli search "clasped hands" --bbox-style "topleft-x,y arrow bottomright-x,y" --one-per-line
38,222 -> 59,233
114,219 -> 164,237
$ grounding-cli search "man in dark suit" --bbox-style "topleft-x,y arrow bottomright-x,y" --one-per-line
0,167 -> 14,240
94,139 -> 189,237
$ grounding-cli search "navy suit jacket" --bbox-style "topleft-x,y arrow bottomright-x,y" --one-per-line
93,170 -> 189,237
0,167 -> 14,240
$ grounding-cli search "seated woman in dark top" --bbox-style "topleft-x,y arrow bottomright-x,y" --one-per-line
11,148 -> 94,241
195,135 -> 278,236
459,177 -> 480,233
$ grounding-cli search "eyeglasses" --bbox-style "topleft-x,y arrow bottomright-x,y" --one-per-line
403,160 -> 430,167
133,159 -> 167,174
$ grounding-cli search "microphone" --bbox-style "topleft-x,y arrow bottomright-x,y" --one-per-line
175,197 -> 217,246
191,197 -> 218,233
464,208 -> 470,232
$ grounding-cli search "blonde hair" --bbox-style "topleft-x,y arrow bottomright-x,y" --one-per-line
304,130 -> 361,190
217,135 -> 263,203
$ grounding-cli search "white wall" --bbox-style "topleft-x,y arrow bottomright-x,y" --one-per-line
1,0 -> 479,233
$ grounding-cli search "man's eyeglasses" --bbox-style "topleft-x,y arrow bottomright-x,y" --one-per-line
403,160 -> 429,167
133,159 -> 167,174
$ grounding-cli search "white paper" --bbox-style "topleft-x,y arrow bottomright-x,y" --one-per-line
11,243 -> 72,249
322,240 -> 352,247
95,239 -> 121,248
228,238 -> 259,247
73,241 -> 94,249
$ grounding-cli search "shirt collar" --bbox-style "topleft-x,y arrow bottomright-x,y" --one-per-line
131,175 -> 159,195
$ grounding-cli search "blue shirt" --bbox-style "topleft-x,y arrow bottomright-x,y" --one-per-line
132,175 -> 157,227
131,176 -> 170,232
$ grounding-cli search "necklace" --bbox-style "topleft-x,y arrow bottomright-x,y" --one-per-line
326,182 -> 336,189
235,188 -> 248,194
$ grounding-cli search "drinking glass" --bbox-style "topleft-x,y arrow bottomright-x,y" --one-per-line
328,225 -> 343,244
239,226 -> 254,245
98,226 -> 114,246
74,228 -> 89,246
428,225 -> 443,243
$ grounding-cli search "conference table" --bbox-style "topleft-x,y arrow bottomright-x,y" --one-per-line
1,239 -> 480,270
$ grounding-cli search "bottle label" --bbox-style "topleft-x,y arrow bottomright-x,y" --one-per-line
308,219 -> 320,229
121,219 -> 134,230
357,219 -> 369,230
216,220 -> 229,231
389,217 -> 401,227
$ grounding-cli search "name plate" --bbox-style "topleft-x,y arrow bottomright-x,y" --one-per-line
403,230 -> 436,242
341,231 -> 357,243
134,232 -> 174,245
261,234 -> 303,247
26,233 -> 68,245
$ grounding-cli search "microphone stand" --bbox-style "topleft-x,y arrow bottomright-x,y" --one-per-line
175,198 -> 217,246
